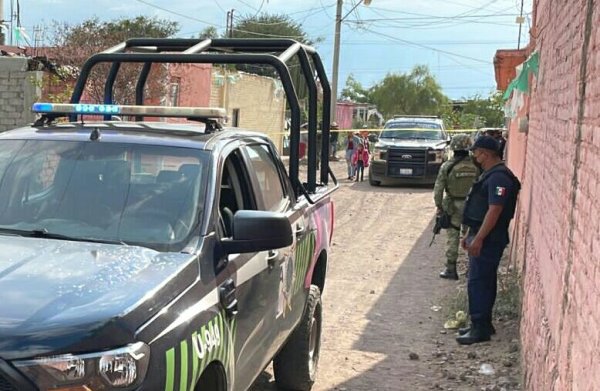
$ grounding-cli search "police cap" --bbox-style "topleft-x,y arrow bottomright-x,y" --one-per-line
471,135 -> 500,152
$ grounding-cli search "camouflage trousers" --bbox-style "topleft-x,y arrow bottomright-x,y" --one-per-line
445,210 -> 463,267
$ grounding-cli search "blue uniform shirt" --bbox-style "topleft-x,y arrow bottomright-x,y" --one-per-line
463,163 -> 520,245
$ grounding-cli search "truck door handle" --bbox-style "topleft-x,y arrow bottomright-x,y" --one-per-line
219,278 -> 238,318
267,250 -> 278,269
295,225 -> 305,236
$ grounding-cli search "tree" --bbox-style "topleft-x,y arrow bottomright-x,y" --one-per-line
231,13 -> 322,115
231,13 -> 320,80
50,16 -> 179,105
442,92 -> 505,129
198,26 -> 219,40
369,65 -> 448,118
232,14 -> 319,44
340,74 -> 371,103
462,92 -> 505,127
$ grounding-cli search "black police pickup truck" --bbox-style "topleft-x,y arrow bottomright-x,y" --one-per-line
0,39 -> 337,391
369,116 -> 450,186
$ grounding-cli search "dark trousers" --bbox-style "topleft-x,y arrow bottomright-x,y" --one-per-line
355,161 -> 364,181
466,235 -> 507,325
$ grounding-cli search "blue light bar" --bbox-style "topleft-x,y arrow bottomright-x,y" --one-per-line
32,103 -> 121,115
31,103 -> 227,119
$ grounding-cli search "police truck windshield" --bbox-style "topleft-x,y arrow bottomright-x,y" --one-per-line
0,140 -> 209,252
380,122 -> 444,140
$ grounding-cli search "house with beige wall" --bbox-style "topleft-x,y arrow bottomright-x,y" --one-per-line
209,68 -> 287,151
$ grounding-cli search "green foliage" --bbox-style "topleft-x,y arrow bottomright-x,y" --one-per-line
462,91 -> 505,128
441,91 -> 505,129
231,13 -> 322,112
232,13 -> 318,44
368,65 -> 449,118
341,74 -> 371,103
198,26 -> 219,40
50,16 -> 180,104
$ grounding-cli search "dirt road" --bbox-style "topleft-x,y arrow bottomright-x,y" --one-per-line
252,160 -> 522,391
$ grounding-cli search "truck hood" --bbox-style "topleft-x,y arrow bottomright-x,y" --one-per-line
376,139 -> 448,149
0,236 -> 197,359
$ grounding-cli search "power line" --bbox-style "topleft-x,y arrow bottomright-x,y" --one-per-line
360,26 -> 491,64
321,40 -> 517,46
361,5 -> 520,29
133,0 -> 215,25
351,13 -> 522,22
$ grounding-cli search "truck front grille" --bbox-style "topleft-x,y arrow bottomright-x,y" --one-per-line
386,147 -> 428,177
387,148 -> 427,164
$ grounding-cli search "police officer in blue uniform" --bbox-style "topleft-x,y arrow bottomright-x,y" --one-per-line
457,136 -> 521,345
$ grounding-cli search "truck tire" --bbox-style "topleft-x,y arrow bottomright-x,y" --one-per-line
369,175 -> 381,186
273,285 -> 322,391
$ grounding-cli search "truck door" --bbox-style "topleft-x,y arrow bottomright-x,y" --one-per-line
240,143 -> 308,355
214,149 -> 278,390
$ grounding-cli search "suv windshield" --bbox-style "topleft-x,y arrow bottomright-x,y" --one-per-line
0,140 -> 208,252
380,121 -> 445,140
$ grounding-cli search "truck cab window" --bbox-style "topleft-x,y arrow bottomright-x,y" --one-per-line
219,150 -> 254,237
244,144 -> 287,212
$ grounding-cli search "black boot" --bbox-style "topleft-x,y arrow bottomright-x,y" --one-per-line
458,323 -> 496,336
456,323 -> 492,345
439,266 -> 458,280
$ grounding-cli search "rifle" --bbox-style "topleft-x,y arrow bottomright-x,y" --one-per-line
429,214 -> 442,247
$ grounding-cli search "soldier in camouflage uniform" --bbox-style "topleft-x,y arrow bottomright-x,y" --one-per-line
433,134 -> 480,280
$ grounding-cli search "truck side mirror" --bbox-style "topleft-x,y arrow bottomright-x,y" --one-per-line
220,210 -> 293,254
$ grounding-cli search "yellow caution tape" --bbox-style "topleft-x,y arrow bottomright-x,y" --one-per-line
268,128 -> 478,136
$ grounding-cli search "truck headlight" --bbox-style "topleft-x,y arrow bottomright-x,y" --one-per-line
373,147 -> 387,161
14,342 -> 150,390
429,150 -> 444,164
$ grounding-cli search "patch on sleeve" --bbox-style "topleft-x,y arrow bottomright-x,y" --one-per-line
495,186 -> 507,197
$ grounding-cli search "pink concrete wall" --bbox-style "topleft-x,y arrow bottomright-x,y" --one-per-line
169,63 -> 212,107
510,0 -> 600,389
335,103 -> 354,129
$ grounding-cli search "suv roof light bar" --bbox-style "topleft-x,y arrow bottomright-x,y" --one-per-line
392,115 -> 440,119
33,103 -> 227,119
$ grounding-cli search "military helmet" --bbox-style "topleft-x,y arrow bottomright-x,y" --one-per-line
450,134 -> 473,151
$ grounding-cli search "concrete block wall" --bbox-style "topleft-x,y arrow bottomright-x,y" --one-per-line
511,0 -> 600,389
0,57 -> 42,132
210,71 -> 286,152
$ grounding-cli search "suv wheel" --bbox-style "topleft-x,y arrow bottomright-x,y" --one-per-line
273,285 -> 322,391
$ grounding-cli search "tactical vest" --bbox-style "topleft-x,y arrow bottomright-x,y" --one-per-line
463,164 -> 521,229
446,158 -> 479,199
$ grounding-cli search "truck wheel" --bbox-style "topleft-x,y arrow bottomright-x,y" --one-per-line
369,175 -> 381,186
273,285 -> 322,391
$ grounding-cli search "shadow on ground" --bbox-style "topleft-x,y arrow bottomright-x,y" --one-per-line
251,186 -> 450,390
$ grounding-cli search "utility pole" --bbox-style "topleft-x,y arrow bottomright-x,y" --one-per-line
226,9 -> 235,38
331,0 -> 371,122
517,0 -> 525,49
330,0 -> 343,122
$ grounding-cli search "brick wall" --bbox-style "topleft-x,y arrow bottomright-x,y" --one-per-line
0,57 -> 42,132
507,0 -> 600,389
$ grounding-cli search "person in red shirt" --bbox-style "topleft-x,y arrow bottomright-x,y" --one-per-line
351,143 -> 370,182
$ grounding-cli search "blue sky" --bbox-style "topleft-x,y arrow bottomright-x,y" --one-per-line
4,0 -> 532,99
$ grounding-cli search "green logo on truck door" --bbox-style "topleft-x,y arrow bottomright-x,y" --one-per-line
164,311 -> 235,391
293,232 -> 316,295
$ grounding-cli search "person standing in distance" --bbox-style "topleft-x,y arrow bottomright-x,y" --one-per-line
330,122 -> 340,160
457,136 -> 521,345
433,134 -> 480,280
